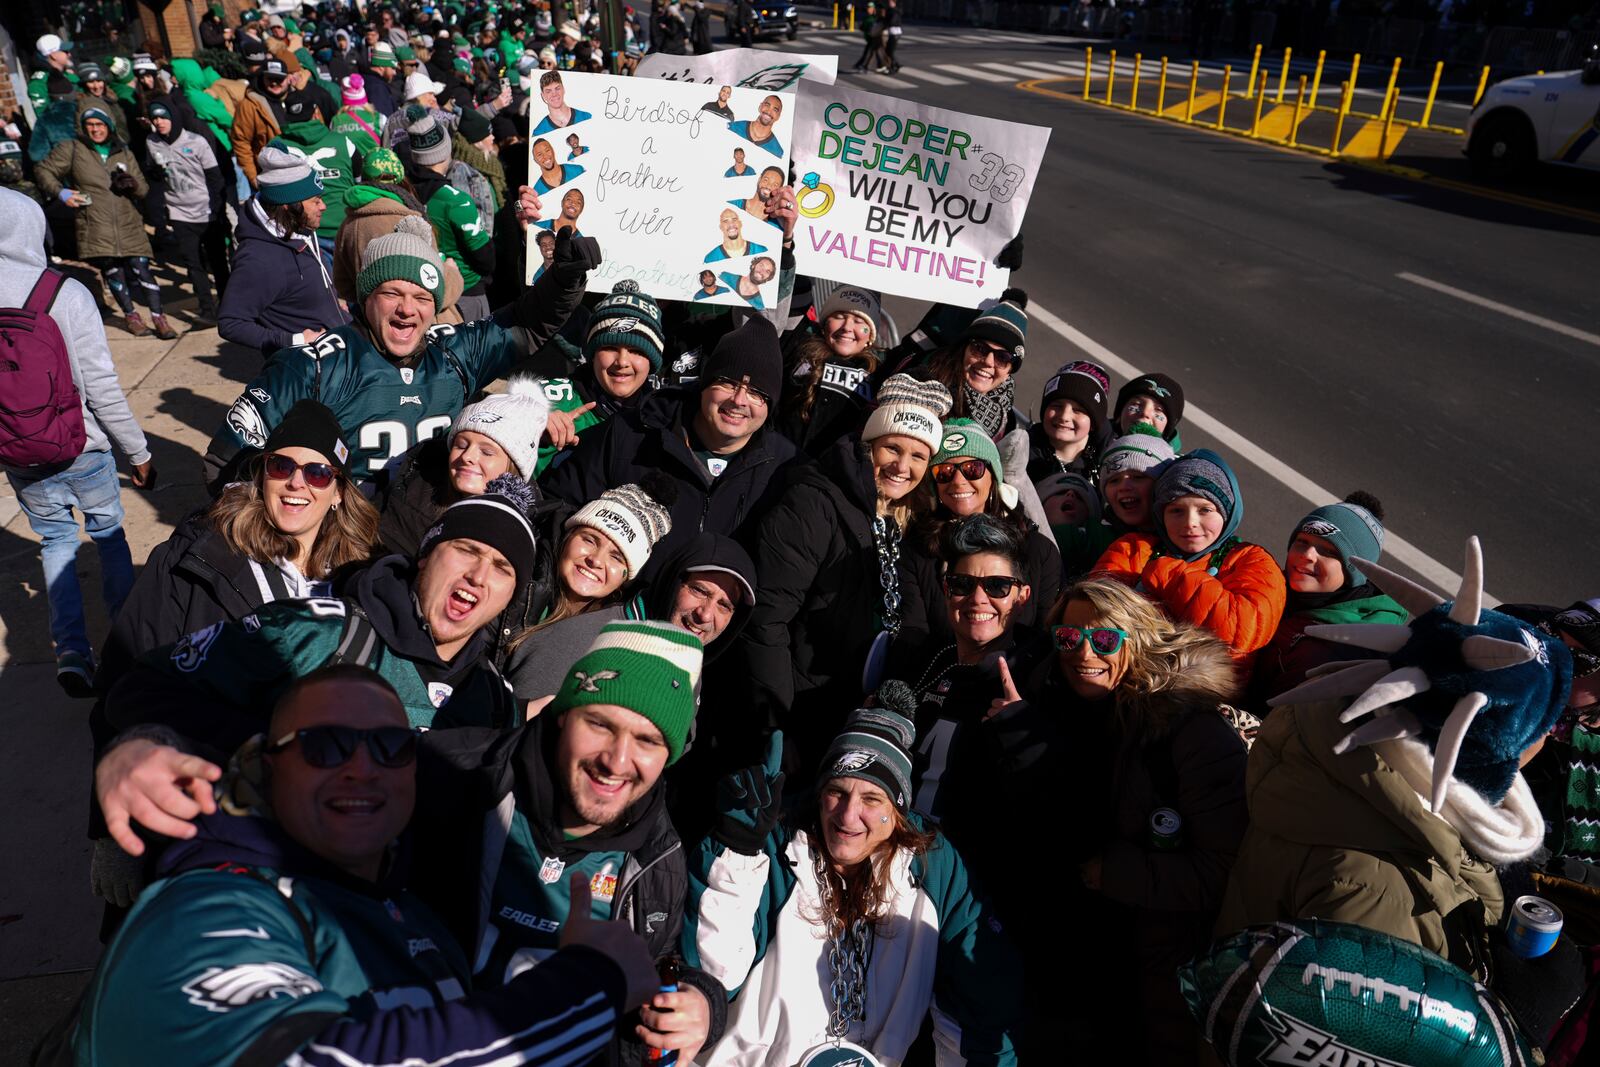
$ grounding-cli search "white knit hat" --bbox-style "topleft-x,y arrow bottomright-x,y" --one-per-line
404,71 -> 446,100
450,378 -> 551,481
565,482 -> 674,580
861,373 -> 952,454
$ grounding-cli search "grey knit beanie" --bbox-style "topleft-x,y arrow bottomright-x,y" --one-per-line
357,215 -> 448,309
406,104 -> 451,166
256,145 -> 325,206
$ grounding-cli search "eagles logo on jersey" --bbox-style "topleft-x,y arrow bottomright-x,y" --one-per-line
172,622 -> 226,673
181,962 -> 323,1013
226,398 -> 268,449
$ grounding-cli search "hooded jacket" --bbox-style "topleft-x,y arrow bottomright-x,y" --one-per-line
413,718 -> 729,1066
331,184 -> 467,323
34,119 -> 153,260
166,61 -> 239,151
72,804 -> 631,1067
143,125 -> 223,226
232,84 -> 291,186
1246,586 -> 1407,713
219,197 -> 350,357
1215,698 -> 1521,977
0,189 -> 149,467
541,386 -> 799,585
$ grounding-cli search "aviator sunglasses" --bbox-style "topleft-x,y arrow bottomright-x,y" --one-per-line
943,573 -> 1024,599
1053,625 -> 1129,656
264,453 -> 338,490
932,459 -> 989,484
265,725 -> 420,769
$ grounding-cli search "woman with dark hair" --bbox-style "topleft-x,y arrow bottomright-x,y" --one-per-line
896,417 -> 1060,645
777,284 -> 885,457
686,701 -> 1022,1066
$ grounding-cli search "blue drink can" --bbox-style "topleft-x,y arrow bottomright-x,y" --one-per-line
1505,895 -> 1563,959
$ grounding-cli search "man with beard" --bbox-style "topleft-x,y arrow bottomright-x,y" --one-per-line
727,94 -> 783,158
705,207 -> 766,263
531,136 -> 584,194
733,165 -> 784,227
205,191 -> 598,486
413,621 -> 726,1067
721,256 -> 776,309
700,84 -> 734,119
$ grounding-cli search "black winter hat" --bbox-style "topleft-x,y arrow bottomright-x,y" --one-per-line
417,474 -> 538,587
457,107 -> 492,144
1041,359 -> 1112,435
263,399 -> 351,468
700,317 -> 783,404
1114,373 -> 1185,441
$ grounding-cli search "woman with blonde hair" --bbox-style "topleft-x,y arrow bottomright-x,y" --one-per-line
686,693 -> 1022,1067
986,575 -> 1249,1063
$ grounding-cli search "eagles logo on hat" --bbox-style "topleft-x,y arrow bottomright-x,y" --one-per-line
941,430 -> 968,454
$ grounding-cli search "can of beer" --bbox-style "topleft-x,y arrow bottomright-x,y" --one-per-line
1505,895 -> 1563,959
1149,808 -> 1183,850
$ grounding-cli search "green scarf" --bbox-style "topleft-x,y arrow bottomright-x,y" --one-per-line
344,183 -> 409,210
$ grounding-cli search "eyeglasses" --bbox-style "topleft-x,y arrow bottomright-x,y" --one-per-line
709,377 -> 770,408
943,573 -> 1023,599
932,459 -> 989,484
966,339 -> 1018,369
1053,625 -> 1128,656
266,725 -> 420,769
264,453 -> 337,490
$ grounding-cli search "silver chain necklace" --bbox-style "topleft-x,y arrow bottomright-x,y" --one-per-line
814,847 -> 873,1041
871,516 -> 902,637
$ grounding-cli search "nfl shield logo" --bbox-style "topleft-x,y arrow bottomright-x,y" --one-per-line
400,368 -> 414,384
384,898 -> 404,922
539,856 -> 566,884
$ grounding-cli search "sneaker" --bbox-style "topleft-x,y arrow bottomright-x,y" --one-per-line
57,652 -> 95,698
124,312 -> 149,337
150,314 -> 178,340
876,66 -> 890,73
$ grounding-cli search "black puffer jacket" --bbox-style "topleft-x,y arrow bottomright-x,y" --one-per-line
896,512 -> 1062,647
540,386 -> 799,584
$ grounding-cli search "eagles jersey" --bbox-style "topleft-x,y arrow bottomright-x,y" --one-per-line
209,315 -> 533,482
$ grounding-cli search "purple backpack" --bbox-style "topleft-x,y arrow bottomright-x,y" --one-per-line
0,270 -> 86,468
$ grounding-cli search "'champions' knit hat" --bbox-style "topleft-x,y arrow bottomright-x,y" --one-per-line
933,417 -> 1004,480
700,317 -> 783,404
262,399 -> 350,468
361,146 -> 406,183
1097,423 -> 1176,488
340,73 -> 368,106
255,146 -> 324,206
450,378 -> 551,481
960,287 -> 1028,365
585,280 -> 664,372
817,285 -> 882,346
548,620 -> 704,765
565,480 -> 676,580
1115,373 -> 1185,442
1041,359 -> 1111,438
357,215 -> 448,309
1290,492 -> 1386,589
418,475 -> 538,587
405,105 -> 451,166
862,373 -> 952,454
819,682 -> 918,811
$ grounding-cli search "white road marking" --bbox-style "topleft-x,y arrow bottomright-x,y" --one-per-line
1398,272 -> 1600,348
1027,297 -> 1495,601
1007,61 -> 1086,79
934,63 -> 1014,82
896,66 -> 965,85
859,71 -> 922,89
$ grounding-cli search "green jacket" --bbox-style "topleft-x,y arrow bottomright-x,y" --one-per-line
277,118 -> 363,238
170,59 -> 237,151
426,182 -> 493,291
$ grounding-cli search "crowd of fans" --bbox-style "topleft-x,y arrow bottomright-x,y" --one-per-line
3,2 -> 1599,1065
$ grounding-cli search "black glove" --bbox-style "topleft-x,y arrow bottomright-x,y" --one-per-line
109,169 -> 139,197
548,228 -> 601,287
713,730 -> 785,856
994,231 -> 1024,271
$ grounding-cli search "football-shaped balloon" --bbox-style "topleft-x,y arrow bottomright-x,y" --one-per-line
1179,920 -> 1534,1066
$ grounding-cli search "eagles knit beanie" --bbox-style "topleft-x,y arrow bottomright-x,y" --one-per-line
548,620 -> 703,765
1290,491 -> 1386,589
357,216 -> 447,309
341,73 -> 369,106
933,417 -> 1004,481
457,107 -> 492,145
817,285 -> 882,346
406,104 -> 451,166
960,287 -> 1028,365
861,373 -> 952,454
450,379 -> 552,481
565,477 -> 676,580
1115,373 -> 1185,441
370,43 -> 397,68
361,147 -> 406,184
1097,423 -> 1176,489
819,681 -> 918,811
417,475 -> 538,587
699,316 -> 783,403
1042,359 -> 1112,436
585,280 -> 665,372
255,145 -> 324,206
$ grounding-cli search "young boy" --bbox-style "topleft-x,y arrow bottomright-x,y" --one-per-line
1113,373 -> 1184,448
1095,423 -> 1174,535
1027,359 -> 1111,485
1038,470 -> 1111,580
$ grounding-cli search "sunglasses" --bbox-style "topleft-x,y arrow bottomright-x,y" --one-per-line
1054,625 -> 1129,655
266,725 -> 420,769
264,452 -> 338,490
933,459 -> 989,484
966,339 -> 1019,369
943,573 -> 1023,599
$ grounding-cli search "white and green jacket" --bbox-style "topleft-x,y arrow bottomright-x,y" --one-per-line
683,820 -> 1021,1067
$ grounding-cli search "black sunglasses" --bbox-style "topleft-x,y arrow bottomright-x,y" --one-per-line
943,573 -> 1023,599
264,453 -> 338,490
932,459 -> 989,484
966,338 -> 1020,369
265,725 -> 419,769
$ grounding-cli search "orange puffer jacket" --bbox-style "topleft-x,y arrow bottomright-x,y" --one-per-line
1093,533 -> 1287,664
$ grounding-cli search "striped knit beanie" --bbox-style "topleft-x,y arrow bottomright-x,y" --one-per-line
406,104 -> 451,166
565,482 -> 674,580
820,691 -> 917,811
357,216 -> 447,309
861,373 -> 952,454
417,480 -> 538,586
1097,423 -> 1176,488
256,145 -> 324,206
549,620 -> 704,765
961,287 -> 1028,365
585,280 -> 665,372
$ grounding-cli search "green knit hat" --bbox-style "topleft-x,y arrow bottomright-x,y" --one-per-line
369,44 -> 397,68
549,621 -> 703,765
356,216 -> 447,310
933,417 -> 1003,481
361,147 -> 406,183
395,44 -> 416,61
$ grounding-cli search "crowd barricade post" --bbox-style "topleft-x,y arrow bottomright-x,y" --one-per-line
1106,49 -> 1118,105
1310,49 -> 1327,113
1250,70 -> 1269,137
1420,60 -> 1443,128
1083,45 -> 1094,100
1157,55 -> 1169,114
1289,74 -> 1308,147
1332,79 -> 1353,155
1217,65 -> 1233,130
1276,46 -> 1293,103
1247,42 -> 1262,96
1131,52 -> 1142,111
1184,58 -> 1199,122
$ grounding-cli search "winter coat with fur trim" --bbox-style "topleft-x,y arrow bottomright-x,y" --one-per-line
1094,533 -> 1286,665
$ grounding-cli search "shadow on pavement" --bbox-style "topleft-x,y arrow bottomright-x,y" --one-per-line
1318,160 -> 1600,236
187,337 -> 266,388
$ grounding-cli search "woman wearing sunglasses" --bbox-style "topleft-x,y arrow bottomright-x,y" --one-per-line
98,401 -> 380,699
986,576 -> 1246,1063
896,418 -> 1060,645
923,290 -> 1028,443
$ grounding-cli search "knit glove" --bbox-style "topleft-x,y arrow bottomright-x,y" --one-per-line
548,228 -> 601,287
713,730 -> 784,856
90,836 -> 147,909
109,169 -> 139,197
994,231 -> 1024,271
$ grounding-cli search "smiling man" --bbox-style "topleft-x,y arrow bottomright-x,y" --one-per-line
727,94 -> 784,158
705,207 -> 766,263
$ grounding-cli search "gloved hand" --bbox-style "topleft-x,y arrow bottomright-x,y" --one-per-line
994,231 -> 1024,271
713,730 -> 785,856
548,227 -> 601,287
90,836 -> 147,908
109,169 -> 139,197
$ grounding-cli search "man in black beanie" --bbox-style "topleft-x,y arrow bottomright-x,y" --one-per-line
543,316 -> 798,581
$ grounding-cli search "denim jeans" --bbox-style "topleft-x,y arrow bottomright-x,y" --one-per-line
6,449 -> 135,660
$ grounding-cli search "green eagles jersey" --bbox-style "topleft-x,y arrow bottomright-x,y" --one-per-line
531,377 -> 603,477
278,119 -> 362,239
426,184 -> 493,290
329,105 -> 385,157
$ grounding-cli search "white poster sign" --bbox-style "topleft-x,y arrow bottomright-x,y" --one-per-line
636,46 -> 838,88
